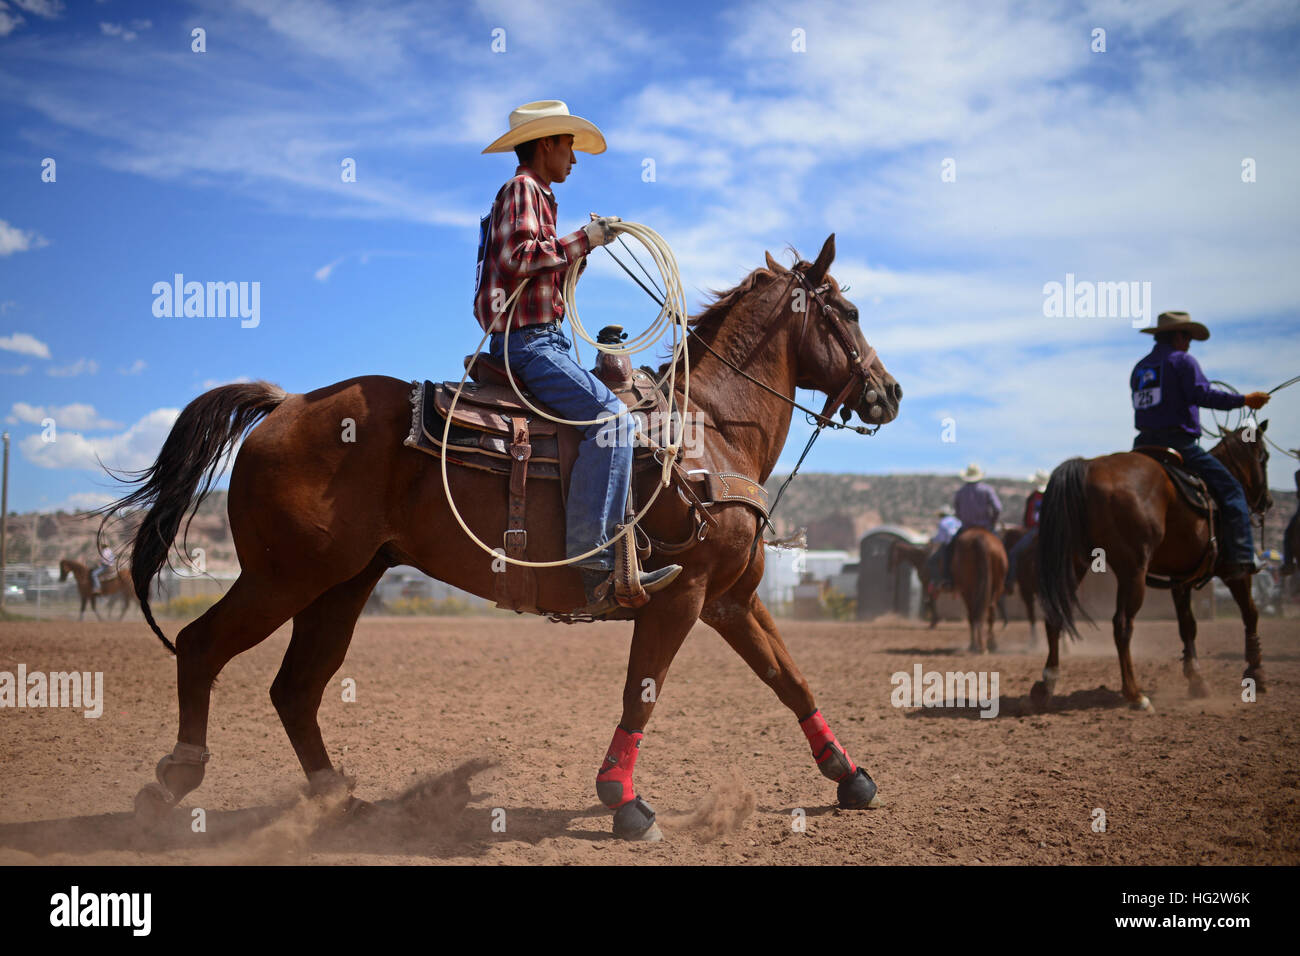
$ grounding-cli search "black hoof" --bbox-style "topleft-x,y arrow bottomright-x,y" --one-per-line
611,796 -> 661,840
838,767 -> 880,809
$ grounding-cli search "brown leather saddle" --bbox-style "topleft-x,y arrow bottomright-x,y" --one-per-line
403,329 -> 772,617
1133,446 -> 1218,589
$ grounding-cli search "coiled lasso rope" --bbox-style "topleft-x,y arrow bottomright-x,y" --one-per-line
440,220 -> 692,568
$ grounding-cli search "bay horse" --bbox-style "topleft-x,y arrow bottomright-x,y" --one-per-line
887,539 -> 938,627
1033,424 -> 1272,710
889,532 -> 1006,650
1000,526 -> 1039,643
102,235 -> 902,840
59,558 -> 133,621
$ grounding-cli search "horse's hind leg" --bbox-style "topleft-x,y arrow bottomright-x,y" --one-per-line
1113,573 -> 1150,710
1224,574 -> 1265,692
1030,621 -> 1062,709
270,556 -> 387,795
595,584 -> 704,841
137,574 -> 320,818
701,592 -> 879,812
1172,585 -> 1209,698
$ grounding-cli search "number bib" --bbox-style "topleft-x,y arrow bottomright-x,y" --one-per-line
1132,365 -> 1161,409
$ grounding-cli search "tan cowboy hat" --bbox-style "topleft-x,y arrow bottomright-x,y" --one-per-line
1139,311 -> 1209,341
961,463 -> 984,483
481,100 -> 606,155
1030,469 -> 1049,493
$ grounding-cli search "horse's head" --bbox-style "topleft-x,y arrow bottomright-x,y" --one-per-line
1214,420 -> 1272,514
766,234 -> 901,428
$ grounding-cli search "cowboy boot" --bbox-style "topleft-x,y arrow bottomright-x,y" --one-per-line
578,566 -> 682,617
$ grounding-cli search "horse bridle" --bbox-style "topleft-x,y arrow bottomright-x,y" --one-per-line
789,268 -> 882,427
686,266 -> 884,435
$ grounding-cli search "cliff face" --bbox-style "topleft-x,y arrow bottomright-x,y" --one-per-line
7,475 -> 1296,570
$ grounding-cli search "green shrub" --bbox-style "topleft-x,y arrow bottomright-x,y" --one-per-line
162,595 -> 220,619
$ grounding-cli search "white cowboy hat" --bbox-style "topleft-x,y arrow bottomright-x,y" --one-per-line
937,505 -> 955,517
481,100 -> 606,155
1031,469 -> 1050,493
1139,310 -> 1209,341
961,463 -> 984,483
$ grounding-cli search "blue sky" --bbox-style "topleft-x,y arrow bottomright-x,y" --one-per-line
1,0 -> 1298,514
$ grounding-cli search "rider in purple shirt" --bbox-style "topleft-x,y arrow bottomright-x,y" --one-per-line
1131,311 -> 1270,576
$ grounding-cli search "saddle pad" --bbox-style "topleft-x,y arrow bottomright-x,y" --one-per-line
405,380 -> 569,483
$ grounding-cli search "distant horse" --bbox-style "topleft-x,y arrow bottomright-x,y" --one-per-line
1034,424 -> 1272,710
890,532 -> 1006,650
59,558 -> 134,621
100,235 -> 903,840
1001,526 -> 1039,643
888,539 -> 943,628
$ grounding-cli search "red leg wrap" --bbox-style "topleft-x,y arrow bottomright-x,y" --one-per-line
800,709 -> 857,782
595,726 -> 643,809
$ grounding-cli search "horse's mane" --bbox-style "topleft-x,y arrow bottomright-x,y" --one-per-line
654,247 -> 809,378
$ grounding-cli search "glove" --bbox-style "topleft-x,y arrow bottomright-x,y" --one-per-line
1243,391 -> 1270,410
583,215 -> 621,248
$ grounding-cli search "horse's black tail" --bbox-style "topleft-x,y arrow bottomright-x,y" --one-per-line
1036,457 -> 1093,639
94,382 -> 288,654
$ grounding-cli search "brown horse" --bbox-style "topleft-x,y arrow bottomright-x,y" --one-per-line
887,539 -> 939,627
1033,424 -> 1272,710
889,532 -> 1006,650
103,235 -> 902,839
59,558 -> 133,621
1000,526 -> 1039,643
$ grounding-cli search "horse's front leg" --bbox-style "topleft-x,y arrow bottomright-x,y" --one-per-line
596,583 -> 705,841
700,592 -> 879,812
1223,574 -> 1265,692
1171,585 -> 1208,697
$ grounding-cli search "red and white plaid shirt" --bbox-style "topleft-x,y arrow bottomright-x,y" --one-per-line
473,165 -> 592,332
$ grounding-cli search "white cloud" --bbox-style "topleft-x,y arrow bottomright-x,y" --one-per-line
11,0 -> 64,17
0,3 -> 24,38
1,365 -> 30,376
20,407 -> 180,472
200,375 -> 252,389
46,358 -> 98,377
0,331 -> 50,358
99,21 -> 138,41
9,401 -> 122,430
119,358 -> 146,375
62,491 -> 115,512
0,220 -> 50,257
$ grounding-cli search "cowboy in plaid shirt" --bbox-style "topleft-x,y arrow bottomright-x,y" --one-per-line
477,101 -> 681,614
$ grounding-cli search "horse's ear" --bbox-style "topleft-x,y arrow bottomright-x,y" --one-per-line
806,233 -> 836,286
765,250 -> 788,274
1259,418 -> 1269,433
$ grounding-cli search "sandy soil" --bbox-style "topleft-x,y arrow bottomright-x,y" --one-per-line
0,612 -> 1297,865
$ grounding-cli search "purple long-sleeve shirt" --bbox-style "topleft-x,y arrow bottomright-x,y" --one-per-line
1131,343 -> 1245,437
954,482 -> 1001,530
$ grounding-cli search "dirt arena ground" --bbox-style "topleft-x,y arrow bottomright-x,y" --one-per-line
1,611 -> 1297,865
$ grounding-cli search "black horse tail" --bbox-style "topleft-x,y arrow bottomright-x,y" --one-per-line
1036,458 -> 1092,640
94,382 -> 288,654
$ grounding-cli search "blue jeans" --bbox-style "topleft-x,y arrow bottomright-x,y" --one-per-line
489,324 -> 633,572
1134,429 -> 1254,564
